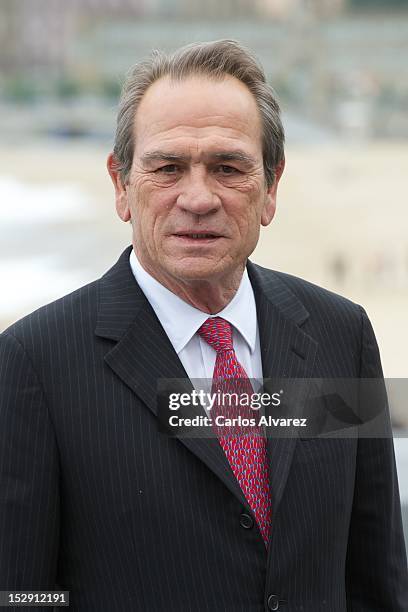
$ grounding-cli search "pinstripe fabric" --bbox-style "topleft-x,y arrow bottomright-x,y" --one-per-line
0,245 -> 407,611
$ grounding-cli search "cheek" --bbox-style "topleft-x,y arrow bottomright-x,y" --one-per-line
232,200 -> 262,235
126,183 -> 156,222
131,192 -> 173,244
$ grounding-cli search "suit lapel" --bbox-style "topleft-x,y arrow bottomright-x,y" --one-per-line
95,247 -> 250,509
95,248 -> 319,519
247,262 -> 319,519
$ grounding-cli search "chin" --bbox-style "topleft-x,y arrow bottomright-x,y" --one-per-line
167,259 -> 225,282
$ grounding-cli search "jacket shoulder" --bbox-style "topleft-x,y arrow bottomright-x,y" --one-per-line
248,262 -> 369,367
273,269 -> 360,314
251,262 -> 362,317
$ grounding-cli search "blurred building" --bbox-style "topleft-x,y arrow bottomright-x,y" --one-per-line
0,0 -> 407,138
0,0 -> 348,81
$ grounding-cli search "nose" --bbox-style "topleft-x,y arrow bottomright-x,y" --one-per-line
176,168 -> 221,216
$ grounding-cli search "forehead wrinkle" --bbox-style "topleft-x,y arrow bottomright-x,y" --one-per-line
135,113 -> 262,152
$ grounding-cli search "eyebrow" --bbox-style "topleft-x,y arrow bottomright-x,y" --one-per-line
210,151 -> 257,166
141,150 -> 257,166
141,152 -> 188,164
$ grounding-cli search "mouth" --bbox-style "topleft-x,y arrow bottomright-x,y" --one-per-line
172,232 -> 223,242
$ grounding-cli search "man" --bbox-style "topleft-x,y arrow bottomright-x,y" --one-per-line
0,40 -> 407,611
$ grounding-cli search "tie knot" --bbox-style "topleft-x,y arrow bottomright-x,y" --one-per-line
198,317 -> 233,353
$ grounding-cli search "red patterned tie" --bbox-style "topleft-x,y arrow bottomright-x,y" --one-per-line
198,317 -> 272,547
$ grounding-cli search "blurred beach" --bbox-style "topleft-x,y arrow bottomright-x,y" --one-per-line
1,139 -> 407,380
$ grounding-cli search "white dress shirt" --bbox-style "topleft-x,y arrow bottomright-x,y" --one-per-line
129,249 -> 263,385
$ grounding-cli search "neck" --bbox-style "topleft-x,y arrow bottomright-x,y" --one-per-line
136,255 -> 245,314
163,272 -> 244,314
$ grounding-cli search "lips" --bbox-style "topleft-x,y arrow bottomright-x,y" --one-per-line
173,231 -> 222,239
178,233 -> 218,239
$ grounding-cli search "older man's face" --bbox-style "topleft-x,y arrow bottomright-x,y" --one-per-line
110,75 -> 283,288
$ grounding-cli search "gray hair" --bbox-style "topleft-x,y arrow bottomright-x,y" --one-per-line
113,39 -> 285,187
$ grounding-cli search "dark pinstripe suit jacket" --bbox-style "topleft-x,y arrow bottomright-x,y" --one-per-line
1,246 -> 407,612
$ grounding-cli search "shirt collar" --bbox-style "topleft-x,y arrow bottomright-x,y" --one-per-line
129,249 -> 257,355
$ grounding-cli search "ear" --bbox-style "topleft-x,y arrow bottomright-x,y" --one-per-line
107,152 -> 131,222
261,157 -> 285,227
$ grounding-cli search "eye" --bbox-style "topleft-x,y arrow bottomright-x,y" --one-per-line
217,165 -> 240,175
156,164 -> 180,174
